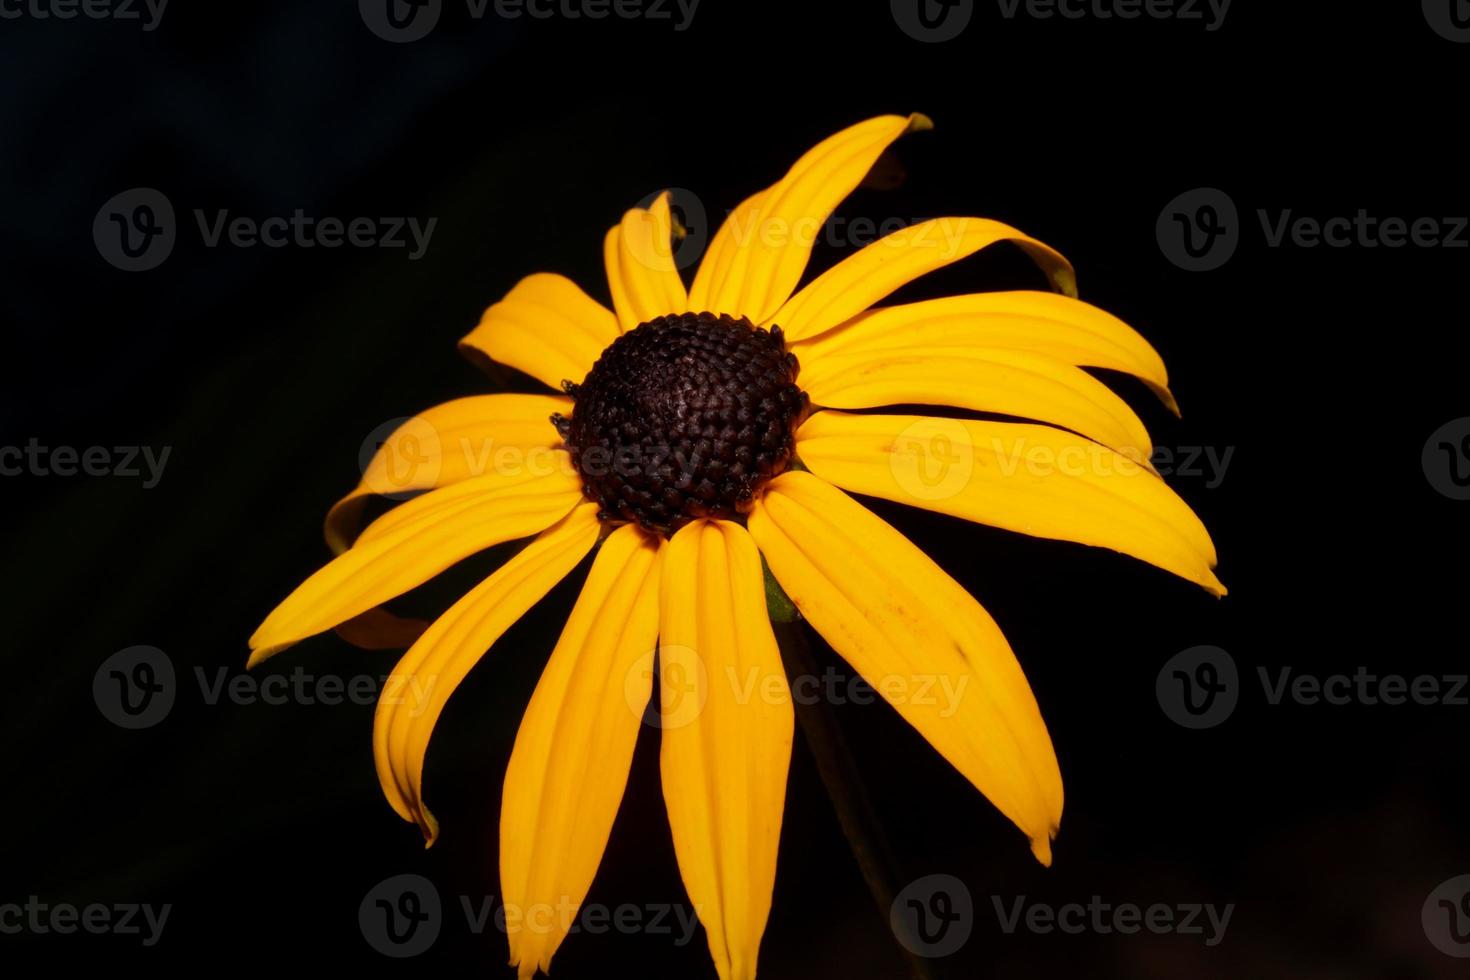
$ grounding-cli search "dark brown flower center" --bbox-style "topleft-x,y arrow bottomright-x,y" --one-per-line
552,311 -> 810,535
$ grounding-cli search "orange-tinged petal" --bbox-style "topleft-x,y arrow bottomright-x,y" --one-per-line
795,411 -> 1224,595
659,520 -> 792,980
461,273 -> 619,390
771,217 -> 1075,342
352,449 -> 576,549
604,192 -> 688,331
689,114 -> 931,323
324,393 -> 569,554
500,525 -> 662,979
747,470 -> 1062,863
792,290 -> 1178,414
248,469 -> 583,666
373,502 -> 602,842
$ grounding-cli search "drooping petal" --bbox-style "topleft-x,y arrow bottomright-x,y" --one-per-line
747,470 -> 1062,863
373,502 -> 602,842
324,393 -> 570,553
659,520 -> 793,980
791,290 -> 1179,414
794,411 -> 1224,595
351,449 -> 576,548
604,192 -> 688,331
248,469 -> 584,666
689,114 -> 931,323
461,273 -> 619,390
799,346 -> 1153,464
770,217 -> 1075,342
500,524 -> 662,980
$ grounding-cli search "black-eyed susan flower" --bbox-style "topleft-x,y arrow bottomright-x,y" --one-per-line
250,113 -> 1223,979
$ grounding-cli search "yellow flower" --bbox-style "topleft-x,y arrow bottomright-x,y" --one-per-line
250,114 -> 1223,979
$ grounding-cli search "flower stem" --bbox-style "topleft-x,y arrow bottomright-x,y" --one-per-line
764,566 -> 942,980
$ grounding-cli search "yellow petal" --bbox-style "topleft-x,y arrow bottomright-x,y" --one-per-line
771,217 -> 1075,342
688,114 -> 931,323
374,502 -> 602,842
248,469 -> 584,666
500,524 -> 662,980
792,290 -> 1178,414
747,470 -> 1062,863
461,273 -> 619,390
352,450 -> 576,549
799,346 -> 1153,464
795,411 -> 1224,595
604,192 -> 688,331
686,189 -> 767,316
324,393 -> 570,554
659,520 -> 792,980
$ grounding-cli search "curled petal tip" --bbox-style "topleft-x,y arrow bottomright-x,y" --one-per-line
907,112 -> 934,132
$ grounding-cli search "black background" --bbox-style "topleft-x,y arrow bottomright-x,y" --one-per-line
3,1 -> 1468,977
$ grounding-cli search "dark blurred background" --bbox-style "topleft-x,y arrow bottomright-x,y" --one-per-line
3,2 -> 1468,976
